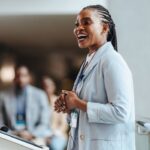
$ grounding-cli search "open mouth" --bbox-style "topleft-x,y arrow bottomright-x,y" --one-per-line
77,34 -> 88,42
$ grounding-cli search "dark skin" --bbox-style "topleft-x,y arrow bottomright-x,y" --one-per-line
54,8 -> 109,113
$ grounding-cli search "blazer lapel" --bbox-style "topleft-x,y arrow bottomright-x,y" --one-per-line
83,42 -> 112,80
74,42 -> 113,95
72,60 -> 86,91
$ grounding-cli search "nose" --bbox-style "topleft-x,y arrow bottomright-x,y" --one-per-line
77,24 -> 85,31
74,24 -> 85,35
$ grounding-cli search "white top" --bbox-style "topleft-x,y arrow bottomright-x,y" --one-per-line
85,52 -> 96,67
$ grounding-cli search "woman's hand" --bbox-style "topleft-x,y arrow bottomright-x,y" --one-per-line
54,93 -> 70,113
54,90 -> 87,113
62,90 -> 87,112
61,90 -> 79,110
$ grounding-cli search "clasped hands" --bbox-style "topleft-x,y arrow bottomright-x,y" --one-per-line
54,90 -> 80,113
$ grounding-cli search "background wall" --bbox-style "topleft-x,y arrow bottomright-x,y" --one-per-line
109,0 -> 150,118
0,0 -> 107,15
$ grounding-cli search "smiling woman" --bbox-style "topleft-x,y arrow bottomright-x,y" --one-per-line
73,5 -> 117,54
55,4 -> 135,150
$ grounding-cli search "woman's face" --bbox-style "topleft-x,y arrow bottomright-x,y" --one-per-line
74,9 -> 108,51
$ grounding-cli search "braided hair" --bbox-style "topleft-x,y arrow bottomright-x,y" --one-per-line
82,5 -> 118,51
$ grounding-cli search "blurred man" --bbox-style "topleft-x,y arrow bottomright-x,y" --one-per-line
0,65 -> 51,145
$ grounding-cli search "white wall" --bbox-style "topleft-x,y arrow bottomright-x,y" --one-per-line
108,0 -> 150,119
0,0 -> 107,15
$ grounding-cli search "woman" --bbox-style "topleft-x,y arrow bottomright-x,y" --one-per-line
55,5 -> 135,150
42,76 -> 68,150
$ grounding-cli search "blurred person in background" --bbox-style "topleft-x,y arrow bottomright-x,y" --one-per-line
0,65 -> 51,146
42,76 -> 68,150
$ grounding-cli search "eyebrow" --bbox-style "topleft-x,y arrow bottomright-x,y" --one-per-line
75,17 -> 92,24
81,17 -> 92,21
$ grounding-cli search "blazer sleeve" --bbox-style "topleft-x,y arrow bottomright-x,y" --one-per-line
31,91 -> 52,137
87,56 -> 134,124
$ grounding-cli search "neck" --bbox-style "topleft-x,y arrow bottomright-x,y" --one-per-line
88,49 -> 96,56
88,40 -> 107,54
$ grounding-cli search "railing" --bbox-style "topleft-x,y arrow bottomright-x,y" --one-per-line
136,121 -> 150,150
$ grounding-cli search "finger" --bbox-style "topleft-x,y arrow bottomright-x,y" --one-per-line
54,102 -> 63,111
61,90 -> 70,95
62,109 -> 67,113
55,103 -> 63,112
58,100 -> 65,107
56,98 -> 63,107
60,94 -> 65,103
55,95 -> 68,112
71,90 -> 76,94
55,101 -> 59,107
60,95 -> 68,106
54,106 -> 59,112
60,94 -> 68,106
55,107 -> 61,113
55,98 -> 61,105
55,102 -> 66,112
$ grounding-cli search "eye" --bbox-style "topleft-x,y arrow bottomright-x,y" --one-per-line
81,18 -> 92,26
75,22 -> 79,27
83,20 -> 90,25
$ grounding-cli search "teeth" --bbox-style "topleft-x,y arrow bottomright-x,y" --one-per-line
77,34 -> 88,40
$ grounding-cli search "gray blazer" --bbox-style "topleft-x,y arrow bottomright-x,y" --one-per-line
67,42 -> 135,150
0,85 -> 51,137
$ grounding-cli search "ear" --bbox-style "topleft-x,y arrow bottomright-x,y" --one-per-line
102,23 -> 109,34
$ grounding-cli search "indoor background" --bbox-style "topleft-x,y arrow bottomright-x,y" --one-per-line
0,0 -> 150,149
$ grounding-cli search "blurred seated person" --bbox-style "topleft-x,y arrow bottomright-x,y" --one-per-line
0,65 -> 51,145
42,76 -> 68,150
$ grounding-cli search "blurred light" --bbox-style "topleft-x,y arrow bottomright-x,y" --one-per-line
0,65 -> 15,83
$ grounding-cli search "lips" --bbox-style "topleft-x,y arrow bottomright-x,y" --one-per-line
77,33 -> 88,42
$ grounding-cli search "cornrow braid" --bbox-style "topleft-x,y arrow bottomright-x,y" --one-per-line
83,5 -> 118,52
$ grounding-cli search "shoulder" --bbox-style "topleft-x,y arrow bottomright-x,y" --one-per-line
0,87 -> 14,103
103,49 -> 124,63
27,85 -> 49,105
95,42 -> 128,69
101,49 -> 130,71
27,85 -> 46,96
0,86 -> 14,97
